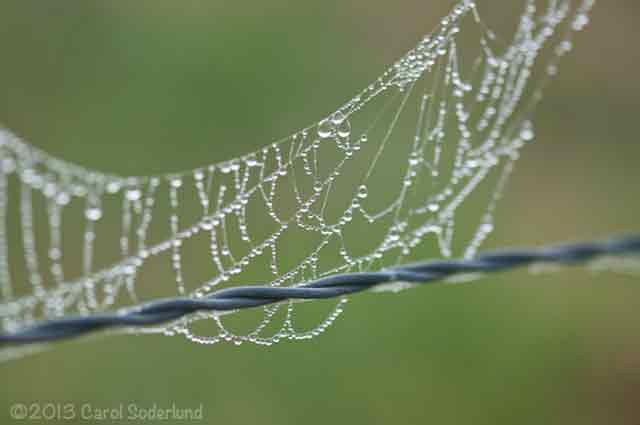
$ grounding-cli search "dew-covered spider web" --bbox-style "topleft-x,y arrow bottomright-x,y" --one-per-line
0,0 -> 594,347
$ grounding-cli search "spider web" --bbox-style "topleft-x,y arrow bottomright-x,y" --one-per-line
0,0 -> 594,346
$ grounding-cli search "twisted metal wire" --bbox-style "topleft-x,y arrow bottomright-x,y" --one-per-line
1,234 -> 638,346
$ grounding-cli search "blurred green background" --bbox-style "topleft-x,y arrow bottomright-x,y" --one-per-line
1,1 -> 639,424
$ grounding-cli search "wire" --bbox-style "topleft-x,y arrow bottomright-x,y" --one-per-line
1,233 -> 638,346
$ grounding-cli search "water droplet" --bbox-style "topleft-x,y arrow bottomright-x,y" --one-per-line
520,121 -> 535,142
85,207 -> 103,221
201,218 -> 214,231
106,181 -> 121,194
55,192 -> 71,206
466,159 -> 479,168
72,184 -> 87,197
126,189 -> 142,201
317,119 -> 334,138
330,111 -> 345,125
409,152 -> 421,166
193,169 -> 205,181
479,222 -> 493,233
1,158 -> 16,174
336,120 -> 351,138
357,184 -> 368,199
170,178 -> 183,189
572,14 -> 589,31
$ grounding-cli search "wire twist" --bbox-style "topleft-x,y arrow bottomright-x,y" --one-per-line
1,234 -> 638,346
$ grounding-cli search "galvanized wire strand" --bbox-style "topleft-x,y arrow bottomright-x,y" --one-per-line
1,234 -> 638,346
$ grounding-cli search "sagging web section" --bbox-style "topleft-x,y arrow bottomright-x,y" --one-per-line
0,0 -> 593,346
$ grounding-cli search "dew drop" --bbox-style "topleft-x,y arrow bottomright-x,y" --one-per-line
336,120 -> 351,138
85,207 -> 103,221
170,178 -> 183,189
520,121 -> 535,142
1,158 -> 16,174
317,119 -> 334,138
201,218 -> 214,231
572,14 -> 589,31
408,151 -> 421,166
43,182 -> 57,198
357,184 -> 368,199
55,192 -> 71,206
479,222 -> 494,233
106,181 -> 121,194
126,189 -> 142,201
331,111 -> 346,125
193,169 -> 205,181
72,184 -> 87,197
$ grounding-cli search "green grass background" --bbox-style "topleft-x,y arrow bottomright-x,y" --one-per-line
1,1 -> 639,424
